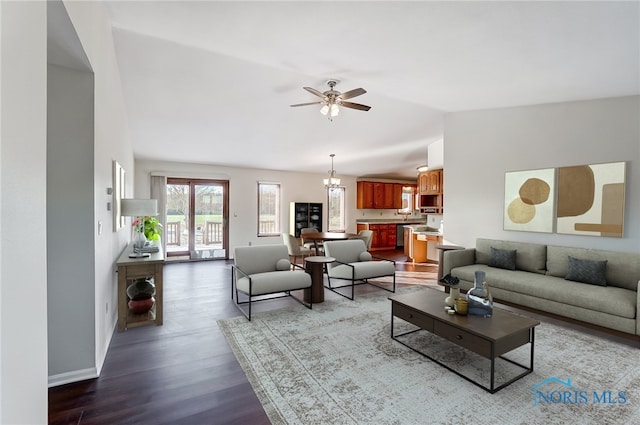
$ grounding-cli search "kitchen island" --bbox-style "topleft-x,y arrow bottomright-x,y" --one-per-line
403,224 -> 443,263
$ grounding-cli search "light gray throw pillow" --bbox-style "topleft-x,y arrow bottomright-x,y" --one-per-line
359,252 -> 372,262
276,259 -> 291,271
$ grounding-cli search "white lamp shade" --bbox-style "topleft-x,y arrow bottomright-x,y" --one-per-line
120,199 -> 158,217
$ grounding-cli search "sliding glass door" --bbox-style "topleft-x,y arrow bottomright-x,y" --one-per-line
165,178 -> 229,261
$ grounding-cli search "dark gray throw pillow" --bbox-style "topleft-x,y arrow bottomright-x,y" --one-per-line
489,247 -> 516,270
565,256 -> 607,286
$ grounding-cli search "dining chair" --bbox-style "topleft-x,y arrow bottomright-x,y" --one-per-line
349,230 -> 373,251
301,227 -> 323,254
282,233 -> 313,265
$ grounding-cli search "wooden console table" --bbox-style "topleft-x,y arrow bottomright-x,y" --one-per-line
116,243 -> 165,331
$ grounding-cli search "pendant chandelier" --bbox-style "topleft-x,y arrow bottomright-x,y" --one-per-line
323,154 -> 341,189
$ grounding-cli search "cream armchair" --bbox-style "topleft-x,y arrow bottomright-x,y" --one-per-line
323,239 -> 396,300
232,244 -> 312,320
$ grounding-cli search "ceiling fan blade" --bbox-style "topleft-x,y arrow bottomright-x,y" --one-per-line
340,101 -> 371,111
303,87 -> 327,99
290,101 -> 323,107
339,88 -> 366,100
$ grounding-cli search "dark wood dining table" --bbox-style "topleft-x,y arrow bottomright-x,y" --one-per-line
301,231 -> 357,252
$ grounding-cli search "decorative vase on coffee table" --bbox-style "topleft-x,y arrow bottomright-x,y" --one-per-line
445,287 -> 460,307
467,270 -> 493,317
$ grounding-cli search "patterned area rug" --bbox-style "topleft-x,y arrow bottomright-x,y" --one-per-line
218,287 -> 640,425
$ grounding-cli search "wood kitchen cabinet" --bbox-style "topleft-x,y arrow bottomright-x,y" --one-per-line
418,173 -> 429,195
394,184 -> 405,208
417,170 -> 444,213
412,233 -> 443,263
357,223 -> 397,250
403,226 -> 413,259
418,170 -> 442,195
357,181 -> 403,209
357,181 -> 375,209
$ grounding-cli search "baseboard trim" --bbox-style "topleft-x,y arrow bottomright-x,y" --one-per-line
48,367 -> 98,388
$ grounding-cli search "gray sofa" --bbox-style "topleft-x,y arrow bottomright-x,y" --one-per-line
442,238 -> 640,336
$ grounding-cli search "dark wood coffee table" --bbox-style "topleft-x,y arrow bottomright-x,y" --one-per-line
389,289 -> 540,393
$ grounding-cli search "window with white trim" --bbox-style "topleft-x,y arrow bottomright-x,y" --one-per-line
327,186 -> 345,232
257,182 -> 281,236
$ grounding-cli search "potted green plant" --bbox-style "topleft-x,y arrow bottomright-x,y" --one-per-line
133,216 -> 163,242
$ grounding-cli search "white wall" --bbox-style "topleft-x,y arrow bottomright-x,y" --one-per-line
135,161 -> 424,254
47,64 -> 96,378
47,0 -> 134,386
444,96 -> 640,253
0,3 -> 133,419
135,160 -> 372,253
0,2 -> 48,423
428,139 -> 444,169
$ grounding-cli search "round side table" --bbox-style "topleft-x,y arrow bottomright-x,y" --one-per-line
303,256 -> 335,303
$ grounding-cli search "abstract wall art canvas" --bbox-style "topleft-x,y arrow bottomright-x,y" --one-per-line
556,161 -> 626,237
504,168 -> 556,233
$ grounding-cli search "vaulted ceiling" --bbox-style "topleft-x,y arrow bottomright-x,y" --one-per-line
105,1 -> 639,179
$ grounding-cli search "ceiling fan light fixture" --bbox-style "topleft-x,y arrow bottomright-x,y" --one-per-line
320,101 -> 339,118
291,80 -> 370,121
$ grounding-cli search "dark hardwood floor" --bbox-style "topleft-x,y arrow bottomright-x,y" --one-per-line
48,249 -> 418,425
48,249 -> 638,424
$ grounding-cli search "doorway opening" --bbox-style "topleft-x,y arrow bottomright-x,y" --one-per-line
165,178 -> 229,261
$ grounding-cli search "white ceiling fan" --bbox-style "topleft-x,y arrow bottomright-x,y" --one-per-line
290,80 -> 371,120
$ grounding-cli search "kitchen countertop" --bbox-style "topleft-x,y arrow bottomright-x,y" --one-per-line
356,219 -> 426,224
404,224 -> 443,236
413,231 -> 443,236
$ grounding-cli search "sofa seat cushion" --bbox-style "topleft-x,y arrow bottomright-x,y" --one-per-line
451,264 -> 636,319
329,261 -> 395,281
236,270 -> 311,296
